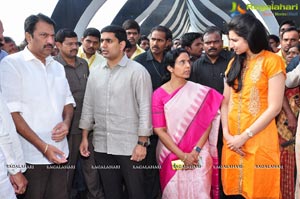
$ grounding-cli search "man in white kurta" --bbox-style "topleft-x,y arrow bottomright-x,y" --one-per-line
0,13 -> 75,199
0,94 -> 27,198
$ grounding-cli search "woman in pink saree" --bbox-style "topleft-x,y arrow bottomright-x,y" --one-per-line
152,48 -> 223,199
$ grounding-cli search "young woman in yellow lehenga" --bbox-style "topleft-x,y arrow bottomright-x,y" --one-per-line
221,14 -> 286,199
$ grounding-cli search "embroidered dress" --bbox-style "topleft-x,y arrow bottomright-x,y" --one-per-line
222,50 -> 285,198
152,81 -> 223,199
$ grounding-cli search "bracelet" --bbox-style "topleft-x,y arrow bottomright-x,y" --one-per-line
43,144 -> 49,154
182,153 -> 187,162
246,128 -> 254,137
193,146 -> 201,153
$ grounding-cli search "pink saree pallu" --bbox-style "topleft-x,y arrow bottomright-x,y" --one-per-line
156,82 -> 223,199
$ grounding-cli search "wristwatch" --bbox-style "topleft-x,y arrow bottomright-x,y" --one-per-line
137,140 -> 150,147
193,146 -> 201,153
246,128 -> 253,138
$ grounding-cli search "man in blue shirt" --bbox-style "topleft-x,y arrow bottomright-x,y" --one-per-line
0,20 -> 8,61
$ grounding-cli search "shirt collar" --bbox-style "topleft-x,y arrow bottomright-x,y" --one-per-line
146,50 -> 155,61
203,50 -> 230,63
103,54 -> 128,69
23,46 -> 55,65
55,54 -> 85,68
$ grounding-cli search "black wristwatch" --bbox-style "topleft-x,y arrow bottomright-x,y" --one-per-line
137,140 -> 150,147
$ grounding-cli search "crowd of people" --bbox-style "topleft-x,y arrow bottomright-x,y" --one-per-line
0,11 -> 300,199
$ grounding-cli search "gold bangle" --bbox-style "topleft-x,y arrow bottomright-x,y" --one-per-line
182,153 -> 187,162
43,144 -> 49,154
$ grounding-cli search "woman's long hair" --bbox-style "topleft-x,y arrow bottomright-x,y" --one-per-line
161,48 -> 188,84
226,14 -> 269,92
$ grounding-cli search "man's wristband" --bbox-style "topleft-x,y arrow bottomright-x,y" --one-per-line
137,140 -> 149,147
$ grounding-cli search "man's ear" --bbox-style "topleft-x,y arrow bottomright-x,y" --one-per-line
186,46 -> 191,53
25,32 -> 32,43
55,42 -> 62,49
120,40 -> 126,52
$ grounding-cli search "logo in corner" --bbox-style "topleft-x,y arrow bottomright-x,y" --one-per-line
230,2 -> 247,17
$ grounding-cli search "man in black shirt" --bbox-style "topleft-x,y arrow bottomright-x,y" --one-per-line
190,26 -> 232,199
190,26 -> 232,94
135,26 -> 172,91
134,25 -> 172,199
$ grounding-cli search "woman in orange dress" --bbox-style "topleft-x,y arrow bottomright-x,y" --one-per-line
221,14 -> 286,199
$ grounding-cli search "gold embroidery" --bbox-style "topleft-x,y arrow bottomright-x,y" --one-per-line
250,57 -> 263,83
249,87 -> 260,116
248,57 -> 263,116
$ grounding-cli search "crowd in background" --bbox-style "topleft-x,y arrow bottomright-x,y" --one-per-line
0,11 -> 300,199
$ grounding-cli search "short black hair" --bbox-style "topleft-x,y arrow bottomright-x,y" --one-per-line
267,34 -> 280,43
24,13 -> 56,37
150,25 -> 173,41
101,25 -> 127,43
122,19 -> 140,33
279,20 -> 296,30
4,36 -> 15,43
282,26 -> 298,38
180,32 -> 203,48
55,28 -> 77,43
291,43 -> 300,52
83,27 -> 100,40
138,35 -> 149,45
203,26 -> 223,38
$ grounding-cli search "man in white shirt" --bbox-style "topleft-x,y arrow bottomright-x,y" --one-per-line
0,94 -> 27,198
0,13 -> 75,199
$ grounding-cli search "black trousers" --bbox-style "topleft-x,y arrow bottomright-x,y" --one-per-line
23,164 -> 67,199
144,135 -> 161,199
67,133 -> 104,199
217,125 -> 226,199
94,152 -> 146,199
